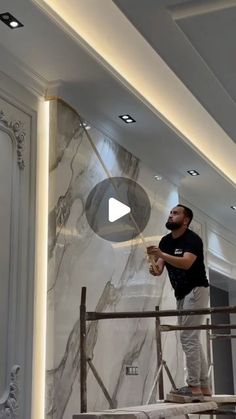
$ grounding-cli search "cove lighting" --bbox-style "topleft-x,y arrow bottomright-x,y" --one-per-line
0,12 -> 23,29
187,169 -> 199,176
119,114 -> 136,124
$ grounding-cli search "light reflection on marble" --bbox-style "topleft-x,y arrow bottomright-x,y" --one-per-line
46,99 -> 185,419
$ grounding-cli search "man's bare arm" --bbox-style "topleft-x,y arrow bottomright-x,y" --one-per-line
147,246 -> 197,270
149,257 -> 165,276
160,251 -> 196,270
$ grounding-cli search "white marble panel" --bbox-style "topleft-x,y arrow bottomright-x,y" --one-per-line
46,100 -> 186,419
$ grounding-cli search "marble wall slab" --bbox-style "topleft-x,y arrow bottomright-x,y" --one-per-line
46,99 -> 191,419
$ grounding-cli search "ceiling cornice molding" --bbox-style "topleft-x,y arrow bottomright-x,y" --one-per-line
46,80 -> 63,97
0,43 -> 48,98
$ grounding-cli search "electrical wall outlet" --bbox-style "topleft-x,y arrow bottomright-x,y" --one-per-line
125,366 -> 138,375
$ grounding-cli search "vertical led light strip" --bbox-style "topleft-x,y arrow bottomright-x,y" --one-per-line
31,99 -> 50,419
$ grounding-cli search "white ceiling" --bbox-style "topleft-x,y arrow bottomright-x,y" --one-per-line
0,0 -> 236,235
115,0 -> 236,143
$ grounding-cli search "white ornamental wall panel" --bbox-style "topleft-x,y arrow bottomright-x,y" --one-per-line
0,92 -> 36,419
207,228 -> 236,280
0,129 -> 11,378
0,104 -> 25,393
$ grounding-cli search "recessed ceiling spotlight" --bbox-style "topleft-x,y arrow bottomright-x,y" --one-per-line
0,13 -> 24,29
119,114 -> 136,124
187,169 -> 199,176
230,206 -> 236,211
154,175 -> 162,181
10,21 -> 19,28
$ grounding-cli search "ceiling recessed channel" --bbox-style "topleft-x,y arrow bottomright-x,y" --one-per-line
0,12 -> 24,29
119,114 -> 136,124
187,169 -> 199,176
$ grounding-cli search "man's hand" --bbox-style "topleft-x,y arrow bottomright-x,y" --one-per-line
147,245 -> 163,259
146,246 -> 165,276
147,246 -> 197,270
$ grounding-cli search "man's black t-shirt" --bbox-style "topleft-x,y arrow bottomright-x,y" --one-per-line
159,229 -> 209,300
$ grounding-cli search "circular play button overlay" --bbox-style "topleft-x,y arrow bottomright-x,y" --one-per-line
85,177 -> 151,242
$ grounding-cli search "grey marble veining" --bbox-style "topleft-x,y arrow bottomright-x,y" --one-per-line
46,99 -> 188,419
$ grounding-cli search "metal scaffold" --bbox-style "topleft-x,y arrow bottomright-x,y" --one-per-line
79,286 -> 236,417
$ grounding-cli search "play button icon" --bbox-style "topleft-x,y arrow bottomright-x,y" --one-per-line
108,198 -> 131,222
85,177 -> 151,242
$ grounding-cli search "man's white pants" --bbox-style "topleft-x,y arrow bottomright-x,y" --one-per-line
177,286 -> 209,387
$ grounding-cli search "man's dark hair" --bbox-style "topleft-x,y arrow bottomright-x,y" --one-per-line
177,204 -> 193,226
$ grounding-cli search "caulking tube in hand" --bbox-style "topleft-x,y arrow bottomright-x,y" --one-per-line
146,251 -> 159,275
147,245 -> 162,275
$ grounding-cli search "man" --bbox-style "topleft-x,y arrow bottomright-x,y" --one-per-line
147,204 -> 211,401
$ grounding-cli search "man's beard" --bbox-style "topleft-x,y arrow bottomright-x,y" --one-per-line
165,221 -> 182,230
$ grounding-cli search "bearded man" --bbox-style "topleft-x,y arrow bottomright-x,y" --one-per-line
147,204 -> 211,401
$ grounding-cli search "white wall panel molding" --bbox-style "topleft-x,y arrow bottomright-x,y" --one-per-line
207,215 -> 236,281
207,249 -> 236,280
0,365 -> 20,419
0,80 -> 37,419
207,228 -> 236,280
0,120 -> 21,398
179,197 -> 208,249
179,197 -> 236,280
0,110 -> 26,170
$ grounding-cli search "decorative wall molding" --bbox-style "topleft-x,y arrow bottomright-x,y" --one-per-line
207,250 -> 236,280
207,227 -> 236,280
0,365 -> 20,419
0,110 -> 25,169
189,218 -> 203,238
180,196 -> 236,280
0,83 -> 37,419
